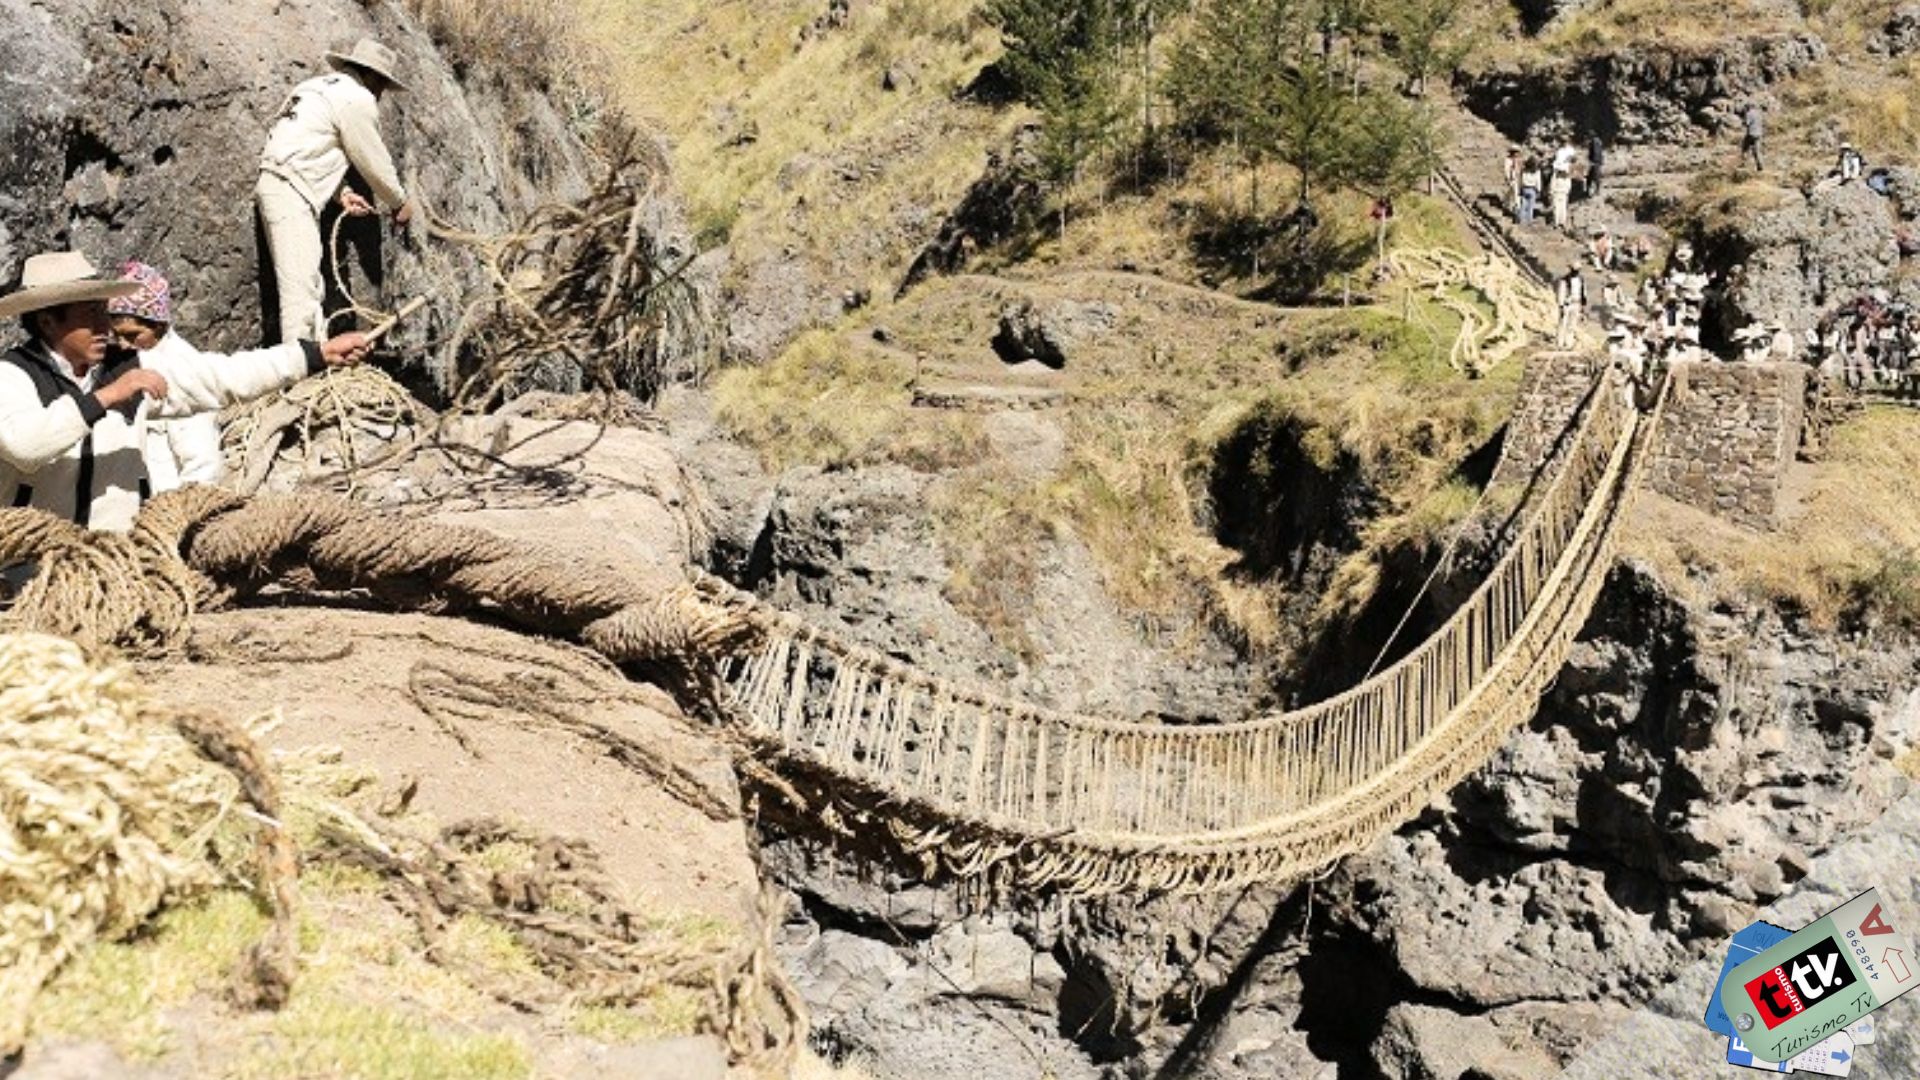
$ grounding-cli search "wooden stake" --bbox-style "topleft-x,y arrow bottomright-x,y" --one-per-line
366,296 -> 428,345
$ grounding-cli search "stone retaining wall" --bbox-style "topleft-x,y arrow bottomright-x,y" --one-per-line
1492,352 -> 1608,490
1649,361 -> 1807,527
1497,353 -> 1807,528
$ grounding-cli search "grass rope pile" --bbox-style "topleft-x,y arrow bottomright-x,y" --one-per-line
0,632 -> 293,1055
0,631 -> 803,1073
1387,247 -> 1566,376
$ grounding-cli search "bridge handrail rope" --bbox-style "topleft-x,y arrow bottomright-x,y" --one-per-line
698,362 -> 1663,893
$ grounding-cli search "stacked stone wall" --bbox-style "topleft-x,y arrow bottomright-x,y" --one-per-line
1648,361 -> 1807,527
1492,353 -> 1608,489
1495,353 -> 1807,528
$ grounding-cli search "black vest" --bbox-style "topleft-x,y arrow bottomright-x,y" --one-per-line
1,342 -> 144,525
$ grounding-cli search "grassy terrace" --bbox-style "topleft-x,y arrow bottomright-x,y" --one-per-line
715,183 -> 1519,656
1625,404 -> 1920,633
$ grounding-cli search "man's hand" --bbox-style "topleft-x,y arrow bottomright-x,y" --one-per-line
320,332 -> 372,367
95,368 -> 169,410
392,200 -> 415,228
339,190 -> 375,218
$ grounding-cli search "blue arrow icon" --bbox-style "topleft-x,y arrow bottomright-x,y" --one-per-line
1832,1052 -> 1850,1063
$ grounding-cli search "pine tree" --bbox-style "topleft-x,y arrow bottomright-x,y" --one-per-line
985,1 -> 1157,235
1381,0 -> 1478,97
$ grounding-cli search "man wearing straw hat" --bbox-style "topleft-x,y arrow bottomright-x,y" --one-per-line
0,250 -> 370,535
256,37 -> 415,346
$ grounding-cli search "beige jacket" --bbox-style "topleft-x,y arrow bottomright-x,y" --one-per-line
0,338 -> 319,532
259,71 -> 407,213
139,333 -> 230,492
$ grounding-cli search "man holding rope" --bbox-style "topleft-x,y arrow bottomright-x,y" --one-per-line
256,38 -> 415,345
0,250 -> 371,537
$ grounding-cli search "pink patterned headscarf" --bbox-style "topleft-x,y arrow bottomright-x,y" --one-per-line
106,260 -> 172,324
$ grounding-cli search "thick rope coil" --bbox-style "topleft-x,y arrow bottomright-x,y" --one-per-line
0,633 -> 295,1053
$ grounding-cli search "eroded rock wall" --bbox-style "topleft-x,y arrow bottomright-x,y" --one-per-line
773,554 -> 1917,1079
1461,33 -> 1825,148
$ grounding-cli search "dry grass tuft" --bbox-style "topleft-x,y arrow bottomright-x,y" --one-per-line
406,0 -> 605,92
1624,405 -> 1920,632
713,330 -> 988,471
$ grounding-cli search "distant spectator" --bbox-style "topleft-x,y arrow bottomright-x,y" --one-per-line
1770,321 -> 1798,363
1587,135 -> 1606,198
1600,275 -> 1628,321
1587,225 -> 1615,270
1839,142 -> 1865,183
1369,195 -> 1395,261
1555,265 -> 1586,348
1734,325 -> 1772,363
1897,223 -> 1920,259
1740,102 -> 1766,172
1549,144 -> 1576,232
1518,157 -> 1543,226
1503,147 -> 1522,217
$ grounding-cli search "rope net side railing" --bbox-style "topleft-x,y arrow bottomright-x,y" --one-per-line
702,367 -> 1661,891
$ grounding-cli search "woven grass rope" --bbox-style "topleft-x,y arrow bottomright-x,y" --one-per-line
0,633 -> 293,1054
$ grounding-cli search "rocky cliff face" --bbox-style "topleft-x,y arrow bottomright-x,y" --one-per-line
0,0 -> 693,398
1702,180 -> 1910,336
754,514 -> 1918,1077
1290,562 -> 1917,1076
1461,34 -> 1825,148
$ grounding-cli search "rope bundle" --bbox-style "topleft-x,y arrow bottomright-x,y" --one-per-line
221,365 -> 424,496
0,633 -> 288,1053
0,632 -> 801,1071
1387,247 -> 1566,376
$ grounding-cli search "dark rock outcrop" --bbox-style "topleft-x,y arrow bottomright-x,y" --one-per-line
1281,562 -> 1917,1074
1460,34 -> 1826,148
900,123 -> 1046,293
989,298 -> 1115,369
1871,4 -> 1920,57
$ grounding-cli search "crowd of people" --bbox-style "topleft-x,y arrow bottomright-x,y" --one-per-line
1505,103 -> 1920,397
0,37 -> 413,575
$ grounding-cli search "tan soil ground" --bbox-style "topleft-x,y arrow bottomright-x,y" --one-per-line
13,605 -> 769,1079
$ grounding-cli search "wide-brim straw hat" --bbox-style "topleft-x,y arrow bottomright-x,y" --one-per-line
327,37 -> 408,91
0,251 -> 140,319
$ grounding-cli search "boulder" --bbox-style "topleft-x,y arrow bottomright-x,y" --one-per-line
901,123 -> 1046,290
1707,181 -> 1900,338
1873,4 -> 1920,57
989,299 -> 1116,369
1373,1005 -> 1553,1080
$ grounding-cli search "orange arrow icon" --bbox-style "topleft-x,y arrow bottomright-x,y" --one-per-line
1886,948 -> 1912,983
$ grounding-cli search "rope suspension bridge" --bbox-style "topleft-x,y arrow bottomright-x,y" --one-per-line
0,360 -> 1664,900
708,367 -> 1662,895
